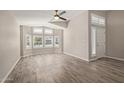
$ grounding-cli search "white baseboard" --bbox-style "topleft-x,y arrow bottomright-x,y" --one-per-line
64,52 -> 89,62
90,56 -> 124,62
1,57 -> 22,83
89,58 -> 98,62
21,54 -> 42,58
89,55 -> 107,62
105,56 -> 124,61
22,52 -> 63,58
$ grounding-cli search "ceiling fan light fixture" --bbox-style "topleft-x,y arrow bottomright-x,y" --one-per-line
54,16 -> 59,20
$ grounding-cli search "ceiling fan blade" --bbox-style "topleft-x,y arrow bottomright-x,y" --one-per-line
59,16 -> 67,20
59,11 -> 66,16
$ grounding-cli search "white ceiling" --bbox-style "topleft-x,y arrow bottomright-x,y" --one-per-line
11,10 -> 84,29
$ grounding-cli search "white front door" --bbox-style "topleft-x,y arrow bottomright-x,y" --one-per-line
91,26 -> 106,59
96,27 -> 105,58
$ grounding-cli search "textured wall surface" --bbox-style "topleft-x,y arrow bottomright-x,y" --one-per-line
106,11 -> 124,59
64,11 -> 89,61
0,11 -> 20,82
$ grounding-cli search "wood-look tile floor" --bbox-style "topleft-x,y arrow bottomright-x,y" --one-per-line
5,54 -> 124,83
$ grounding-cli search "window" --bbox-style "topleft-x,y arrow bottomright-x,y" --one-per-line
99,17 -> 105,25
91,14 -> 105,26
33,28 -> 43,34
26,34 -> 32,49
91,15 -> 99,24
33,35 -> 43,48
44,36 -> 53,47
54,36 -> 59,47
25,27 -> 61,49
44,28 -> 54,48
32,28 -> 43,48
45,29 -> 53,34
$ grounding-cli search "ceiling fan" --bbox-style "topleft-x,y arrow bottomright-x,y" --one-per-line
49,10 -> 69,28
52,10 -> 67,21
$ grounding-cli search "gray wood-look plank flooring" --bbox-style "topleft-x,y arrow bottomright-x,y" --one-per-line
5,54 -> 124,83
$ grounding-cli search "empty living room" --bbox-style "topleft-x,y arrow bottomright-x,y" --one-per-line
0,10 -> 124,83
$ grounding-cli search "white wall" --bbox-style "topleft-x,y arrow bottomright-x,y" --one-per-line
106,11 -> 124,59
0,11 -> 20,82
64,11 -> 89,61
